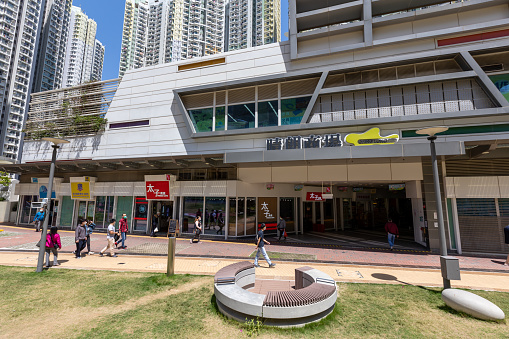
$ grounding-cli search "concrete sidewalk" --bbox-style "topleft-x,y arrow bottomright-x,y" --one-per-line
1,250 -> 508,292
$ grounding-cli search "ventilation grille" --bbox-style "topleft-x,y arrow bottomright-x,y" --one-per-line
446,159 -> 509,176
481,64 -> 504,73
216,91 -> 226,106
474,51 -> 509,70
281,78 -> 319,98
181,92 -> 214,109
228,86 -> 255,104
258,84 -> 278,100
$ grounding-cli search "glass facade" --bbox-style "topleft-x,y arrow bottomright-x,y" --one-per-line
227,103 -> 255,130
229,197 -> 237,236
204,197 -> 226,235
281,96 -> 311,125
246,198 -> 256,235
280,197 -> 295,233
258,100 -> 278,127
215,106 -> 225,131
189,107 -> 213,132
183,196 -> 203,234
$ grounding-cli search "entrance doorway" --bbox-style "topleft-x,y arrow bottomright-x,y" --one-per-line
75,200 -> 95,226
150,201 -> 173,234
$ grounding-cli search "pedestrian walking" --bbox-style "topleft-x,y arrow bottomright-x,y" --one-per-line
385,218 -> 399,251
216,212 -> 224,235
45,226 -> 61,267
254,223 -> 276,268
190,216 -> 202,243
277,216 -> 287,241
75,219 -> 87,259
100,219 -> 118,257
82,219 -> 96,255
116,214 -> 128,249
32,208 -> 45,232
151,212 -> 160,237
504,224 -> 509,266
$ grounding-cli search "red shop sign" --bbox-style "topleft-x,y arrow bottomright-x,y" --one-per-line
145,181 -> 170,200
306,192 -> 324,201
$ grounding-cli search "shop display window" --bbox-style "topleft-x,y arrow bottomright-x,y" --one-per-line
245,198 -> 256,235
281,96 -> 311,125
258,100 -> 278,127
189,107 -> 213,132
227,103 -> 255,130
237,197 -> 245,235
20,195 -> 38,224
229,197 -> 237,236
204,197 -> 226,235
280,197 -> 295,233
183,196 -> 204,233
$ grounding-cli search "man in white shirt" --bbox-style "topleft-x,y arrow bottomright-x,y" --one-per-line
100,219 -> 118,257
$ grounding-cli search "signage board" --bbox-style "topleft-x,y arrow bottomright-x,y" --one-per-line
258,197 -> 277,223
345,127 -> 399,146
306,192 -> 324,201
322,193 -> 333,199
71,182 -> 91,200
145,181 -> 170,200
337,186 -> 348,192
294,185 -> 304,191
353,187 -> 364,192
389,184 -> 406,191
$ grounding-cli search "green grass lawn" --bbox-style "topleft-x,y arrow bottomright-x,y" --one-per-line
0,266 -> 508,339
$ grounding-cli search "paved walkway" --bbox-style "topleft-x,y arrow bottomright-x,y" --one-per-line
1,224 -> 508,273
1,251 -> 508,292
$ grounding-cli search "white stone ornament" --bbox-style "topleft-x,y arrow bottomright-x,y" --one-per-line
442,288 -> 505,321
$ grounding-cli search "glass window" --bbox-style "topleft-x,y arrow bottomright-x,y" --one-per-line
115,196 -> 134,227
94,196 -> 106,227
189,107 -> 213,132
281,96 -> 311,125
237,197 -> 245,235
60,196 -> 74,227
229,197 -> 236,236
324,199 -> 334,229
20,195 -> 36,224
105,196 -> 114,227
204,197 -> 226,235
183,196 -> 203,234
215,106 -> 225,131
280,197 -> 295,233
258,100 -> 278,127
246,198 -> 256,235
227,103 -> 255,130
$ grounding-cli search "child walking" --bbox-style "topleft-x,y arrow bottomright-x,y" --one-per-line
45,226 -> 61,267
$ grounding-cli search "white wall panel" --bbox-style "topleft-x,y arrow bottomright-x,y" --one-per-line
445,177 -> 455,198
114,182 -> 134,196
203,181 -> 228,196
453,177 -> 500,198
497,176 -> 509,198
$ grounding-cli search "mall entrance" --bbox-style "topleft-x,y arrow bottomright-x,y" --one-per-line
301,184 -> 424,249
150,201 -> 173,234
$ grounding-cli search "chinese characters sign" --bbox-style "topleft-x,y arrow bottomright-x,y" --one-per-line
267,134 -> 342,151
71,182 -> 91,200
146,181 -> 170,200
258,197 -> 277,223
306,192 -> 324,201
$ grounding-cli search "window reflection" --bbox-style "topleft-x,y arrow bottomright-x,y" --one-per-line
228,103 -> 255,130
189,108 -> 213,132
281,96 -> 311,125
258,100 -> 278,127
215,106 -> 225,131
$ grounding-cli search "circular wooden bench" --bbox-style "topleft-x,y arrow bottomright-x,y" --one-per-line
214,262 -> 337,327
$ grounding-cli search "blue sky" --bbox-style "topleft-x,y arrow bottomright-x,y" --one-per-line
76,0 -> 289,81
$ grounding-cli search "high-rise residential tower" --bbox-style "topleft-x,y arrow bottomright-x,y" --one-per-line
119,0 -> 226,77
0,0 -> 45,160
32,0 -> 73,93
226,0 -> 280,51
91,40 -> 105,82
62,6 -> 104,87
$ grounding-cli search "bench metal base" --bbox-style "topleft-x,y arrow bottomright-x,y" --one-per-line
216,298 -> 336,328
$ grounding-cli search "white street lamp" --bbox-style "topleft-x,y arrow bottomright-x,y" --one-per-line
36,137 -> 70,273
416,126 -> 459,289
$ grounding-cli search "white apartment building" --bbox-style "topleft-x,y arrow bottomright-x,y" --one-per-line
119,0 -> 225,76
32,0 -> 72,93
91,40 -> 105,82
62,6 -> 103,87
226,0 -> 280,51
0,0 -> 45,160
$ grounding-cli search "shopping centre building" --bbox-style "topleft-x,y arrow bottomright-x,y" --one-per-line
6,0 -> 509,255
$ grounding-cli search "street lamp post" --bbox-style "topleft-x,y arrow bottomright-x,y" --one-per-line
36,137 -> 69,273
416,127 -> 459,289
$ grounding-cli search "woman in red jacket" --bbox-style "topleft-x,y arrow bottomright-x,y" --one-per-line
45,226 -> 62,267
116,214 -> 129,249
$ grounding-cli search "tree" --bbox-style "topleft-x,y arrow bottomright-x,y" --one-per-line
0,172 -> 12,201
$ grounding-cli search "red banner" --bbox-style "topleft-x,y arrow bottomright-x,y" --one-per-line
306,192 -> 324,201
145,181 -> 170,200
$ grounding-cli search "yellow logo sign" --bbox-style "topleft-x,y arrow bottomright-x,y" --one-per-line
71,182 -> 91,200
345,128 -> 399,146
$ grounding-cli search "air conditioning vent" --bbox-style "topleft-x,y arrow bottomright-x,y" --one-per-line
481,64 -> 504,73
